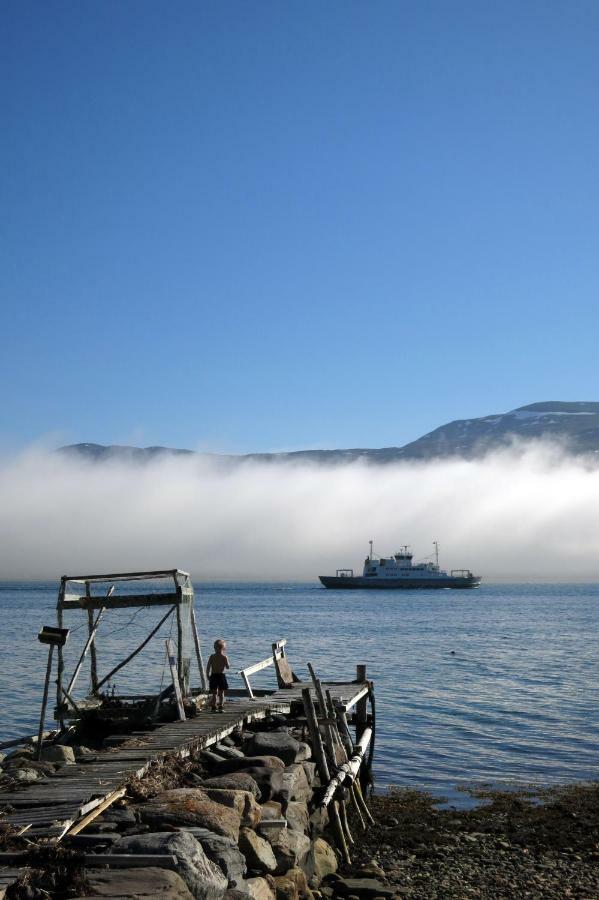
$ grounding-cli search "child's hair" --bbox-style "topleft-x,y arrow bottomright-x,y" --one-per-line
214,638 -> 226,651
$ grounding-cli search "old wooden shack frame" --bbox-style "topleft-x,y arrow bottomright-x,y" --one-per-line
55,569 -> 207,720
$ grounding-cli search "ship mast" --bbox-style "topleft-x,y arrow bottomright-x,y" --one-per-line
369,540 -> 373,561
433,541 -> 439,568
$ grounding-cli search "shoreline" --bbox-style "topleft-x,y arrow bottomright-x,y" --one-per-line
2,718 -> 598,899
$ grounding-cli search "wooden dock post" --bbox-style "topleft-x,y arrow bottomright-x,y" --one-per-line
302,687 -> 351,864
190,606 -> 207,691
355,664 -> 368,740
36,645 -> 55,761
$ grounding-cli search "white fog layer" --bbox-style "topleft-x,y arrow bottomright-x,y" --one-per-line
1,443 -> 599,581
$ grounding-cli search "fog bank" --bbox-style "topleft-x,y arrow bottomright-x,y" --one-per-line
1,443 -> 599,581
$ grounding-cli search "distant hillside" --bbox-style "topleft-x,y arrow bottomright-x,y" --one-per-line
59,402 -> 599,465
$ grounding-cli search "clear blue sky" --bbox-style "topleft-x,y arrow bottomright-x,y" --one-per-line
2,1 -> 599,453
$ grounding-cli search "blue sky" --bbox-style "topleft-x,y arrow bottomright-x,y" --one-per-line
2,1 -> 599,453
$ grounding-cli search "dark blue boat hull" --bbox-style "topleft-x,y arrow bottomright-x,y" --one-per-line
319,575 -> 481,589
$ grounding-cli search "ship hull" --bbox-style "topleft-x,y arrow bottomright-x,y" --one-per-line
319,575 -> 481,590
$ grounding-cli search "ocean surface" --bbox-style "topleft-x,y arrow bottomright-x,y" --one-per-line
1,581 -> 598,806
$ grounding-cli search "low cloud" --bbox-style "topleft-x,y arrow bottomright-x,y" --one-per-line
1,443 -> 599,581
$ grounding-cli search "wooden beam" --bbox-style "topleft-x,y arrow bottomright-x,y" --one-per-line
60,593 -> 181,611
67,788 -> 126,836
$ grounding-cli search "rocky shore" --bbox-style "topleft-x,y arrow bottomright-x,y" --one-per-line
344,783 -> 599,899
2,719 -> 598,900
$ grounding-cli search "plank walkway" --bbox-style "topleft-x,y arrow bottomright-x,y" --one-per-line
0,680 -> 368,892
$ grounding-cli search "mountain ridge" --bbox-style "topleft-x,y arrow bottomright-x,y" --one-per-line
59,401 -> 599,465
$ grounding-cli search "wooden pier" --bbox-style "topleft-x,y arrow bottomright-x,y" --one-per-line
0,679 -> 370,894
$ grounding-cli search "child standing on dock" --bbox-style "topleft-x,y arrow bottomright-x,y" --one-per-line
207,639 -> 230,712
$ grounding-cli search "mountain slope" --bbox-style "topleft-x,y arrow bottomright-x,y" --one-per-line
58,402 -> 599,465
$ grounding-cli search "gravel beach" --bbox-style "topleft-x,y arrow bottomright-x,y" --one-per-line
341,783 -> 599,899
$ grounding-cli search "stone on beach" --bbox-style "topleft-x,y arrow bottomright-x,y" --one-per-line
279,765 -> 312,803
236,768 -> 285,803
202,788 -> 262,828
311,838 -> 338,883
239,827 -> 278,873
215,742 -> 246,759
202,772 -> 262,799
268,828 -> 312,876
12,767 -> 42,783
331,878 -> 394,898
212,756 -> 286,776
273,867 -> 309,900
183,827 -> 247,887
115,831 -> 228,899
245,876 -> 277,900
137,788 -> 241,841
40,744 -> 76,764
284,801 -> 309,834
246,733 -> 311,766
86,865 -> 195,898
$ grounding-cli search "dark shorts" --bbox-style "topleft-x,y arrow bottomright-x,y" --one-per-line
209,672 -> 229,691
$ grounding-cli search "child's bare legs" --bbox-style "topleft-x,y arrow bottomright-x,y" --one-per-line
217,688 -> 225,710
211,689 -> 218,710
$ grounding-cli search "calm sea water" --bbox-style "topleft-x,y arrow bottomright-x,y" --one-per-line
1,581 -> 598,805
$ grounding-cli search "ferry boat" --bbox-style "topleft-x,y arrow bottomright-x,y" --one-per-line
319,542 -> 481,589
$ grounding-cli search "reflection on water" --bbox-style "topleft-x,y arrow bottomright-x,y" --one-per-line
1,581 -> 598,804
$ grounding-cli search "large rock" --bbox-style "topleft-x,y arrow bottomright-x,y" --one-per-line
268,830 -> 312,876
331,878 -> 394,898
239,768 -> 285,804
12,768 -> 41,783
202,789 -> 261,828
212,756 -> 285,776
86,866 -> 194,898
278,766 -> 311,804
40,744 -> 75,764
238,828 -> 277,874
115,832 -> 227,899
311,838 -> 337,884
309,806 -> 329,836
284,802 -> 308,834
202,773 -> 261,800
260,801 -> 283,820
184,827 -> 246,888
215,743 -> 245,760
244,877 -> 276,900
138,789 -> 241,841
246,734 -> 310,766
273,867 -> 309,900
301,763 -> 317,786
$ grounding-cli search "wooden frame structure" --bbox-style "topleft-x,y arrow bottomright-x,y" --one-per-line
55,569 -> 207,723
237,638 -> 294,699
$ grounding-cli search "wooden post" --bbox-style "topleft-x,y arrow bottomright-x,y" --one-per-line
56,580 -> 65,729
86,582 -> 99,693
356,664 -> 368,740
166,639 -> 186,721
68,607 -> 105,696
190,605 -> 207,691
302,687 -> 350,864
36,645 -> 54,760
175,585 -> 184,691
